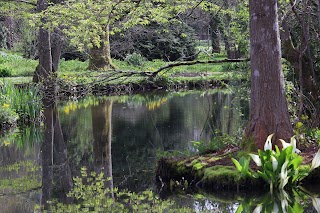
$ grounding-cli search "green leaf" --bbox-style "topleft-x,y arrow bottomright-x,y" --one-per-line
231,158 -> 242,172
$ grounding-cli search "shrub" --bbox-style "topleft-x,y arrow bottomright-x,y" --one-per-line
111,23 -> 197,61
0,64 -> 12,77
124,52 -> 146,66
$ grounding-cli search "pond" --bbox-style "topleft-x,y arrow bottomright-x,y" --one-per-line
0,89 -> 319,212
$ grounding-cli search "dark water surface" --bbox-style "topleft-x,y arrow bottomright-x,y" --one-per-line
0,90 -> 318,212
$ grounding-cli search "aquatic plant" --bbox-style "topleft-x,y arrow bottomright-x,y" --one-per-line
232,134 -> 320,192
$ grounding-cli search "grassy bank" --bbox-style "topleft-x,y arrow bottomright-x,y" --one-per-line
0,50 -> 249,88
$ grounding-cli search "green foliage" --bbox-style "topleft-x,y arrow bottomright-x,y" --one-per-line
232,134 -> 318,192
37,0 -> 193,52
112,22 -> 197,61
0,51 -> 37,77
0,22 -> 6,48
231,156 -> 251,177
192,133 -> 237,154
0,64 -> 13,77
0,82 -> 42,125
124,52 -> 146,66
44,167 -> 193,213
0,104 -> 18,129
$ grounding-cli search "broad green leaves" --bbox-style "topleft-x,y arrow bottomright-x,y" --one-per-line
232,134 -> 320,192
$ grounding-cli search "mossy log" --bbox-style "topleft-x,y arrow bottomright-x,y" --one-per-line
156,153 -> 265,192
156,149 -> 320,193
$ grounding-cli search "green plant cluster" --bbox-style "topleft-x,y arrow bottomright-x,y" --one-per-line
0,105 -> 18,129
0,82 -> 42,129
43,167 -> 193,213
124,52 -> 146,67
192,133 -> 237,154
0,64 -> 12,77
232,134 -> 320,192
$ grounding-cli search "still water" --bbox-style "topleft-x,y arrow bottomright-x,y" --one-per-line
0,90 -> 318,212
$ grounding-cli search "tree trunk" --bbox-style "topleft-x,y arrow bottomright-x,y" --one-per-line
245,0 -> 293,149
209,14 -> 220,53
33,0 -> 52,83
89,25 -> 115,70
4,16 -> 17,49
51,28 -> 63,73
281,16 -> 319,104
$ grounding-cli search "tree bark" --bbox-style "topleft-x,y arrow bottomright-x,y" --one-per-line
4,16 -> 17,49
33,0 -> 52,83
89,25 -> 115,70
245,0 -> 293,149
281,13 -> 319,104
209,14 -> 220,53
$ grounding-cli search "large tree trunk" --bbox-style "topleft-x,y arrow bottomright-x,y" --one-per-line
245,0 -> 293,149
209,14 -> 220,53
33,0 -> 52,83
89,25 -> 115,70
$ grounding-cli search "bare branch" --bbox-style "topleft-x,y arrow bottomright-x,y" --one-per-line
152,58 -> 250,76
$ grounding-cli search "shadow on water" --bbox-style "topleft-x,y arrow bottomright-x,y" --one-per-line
1,89 -> 319,212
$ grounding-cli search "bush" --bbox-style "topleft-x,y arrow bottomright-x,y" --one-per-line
124,52 -> 146,66
0,64 -> 12,77
111,22 -> 197,61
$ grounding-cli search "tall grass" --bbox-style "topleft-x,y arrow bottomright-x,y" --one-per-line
0,82 -> 42,124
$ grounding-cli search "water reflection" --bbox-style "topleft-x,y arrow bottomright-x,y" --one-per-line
0,90 -> 253,212
41,100 -> 73,208
91,100 -> 114,195
59,90 -> 248,192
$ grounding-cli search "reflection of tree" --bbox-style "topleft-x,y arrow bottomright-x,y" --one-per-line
41,99 -> 73,208
91,100 -> 113,193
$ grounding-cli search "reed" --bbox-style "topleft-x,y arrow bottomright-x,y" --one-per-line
0,82 -> 42,125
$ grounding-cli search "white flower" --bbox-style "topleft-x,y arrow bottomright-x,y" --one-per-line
249,154 -> 262,167
311,149 -> 320,170
280,160 -> 289,189
253,204 -> 262,213
312,197 -> 320,213
264,134 -> 274,151
271,156 -> 278,171
279,139 -> 291,150
290,136 -> 299,153
279,137 -> 301,154
273,202 -> 279,213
